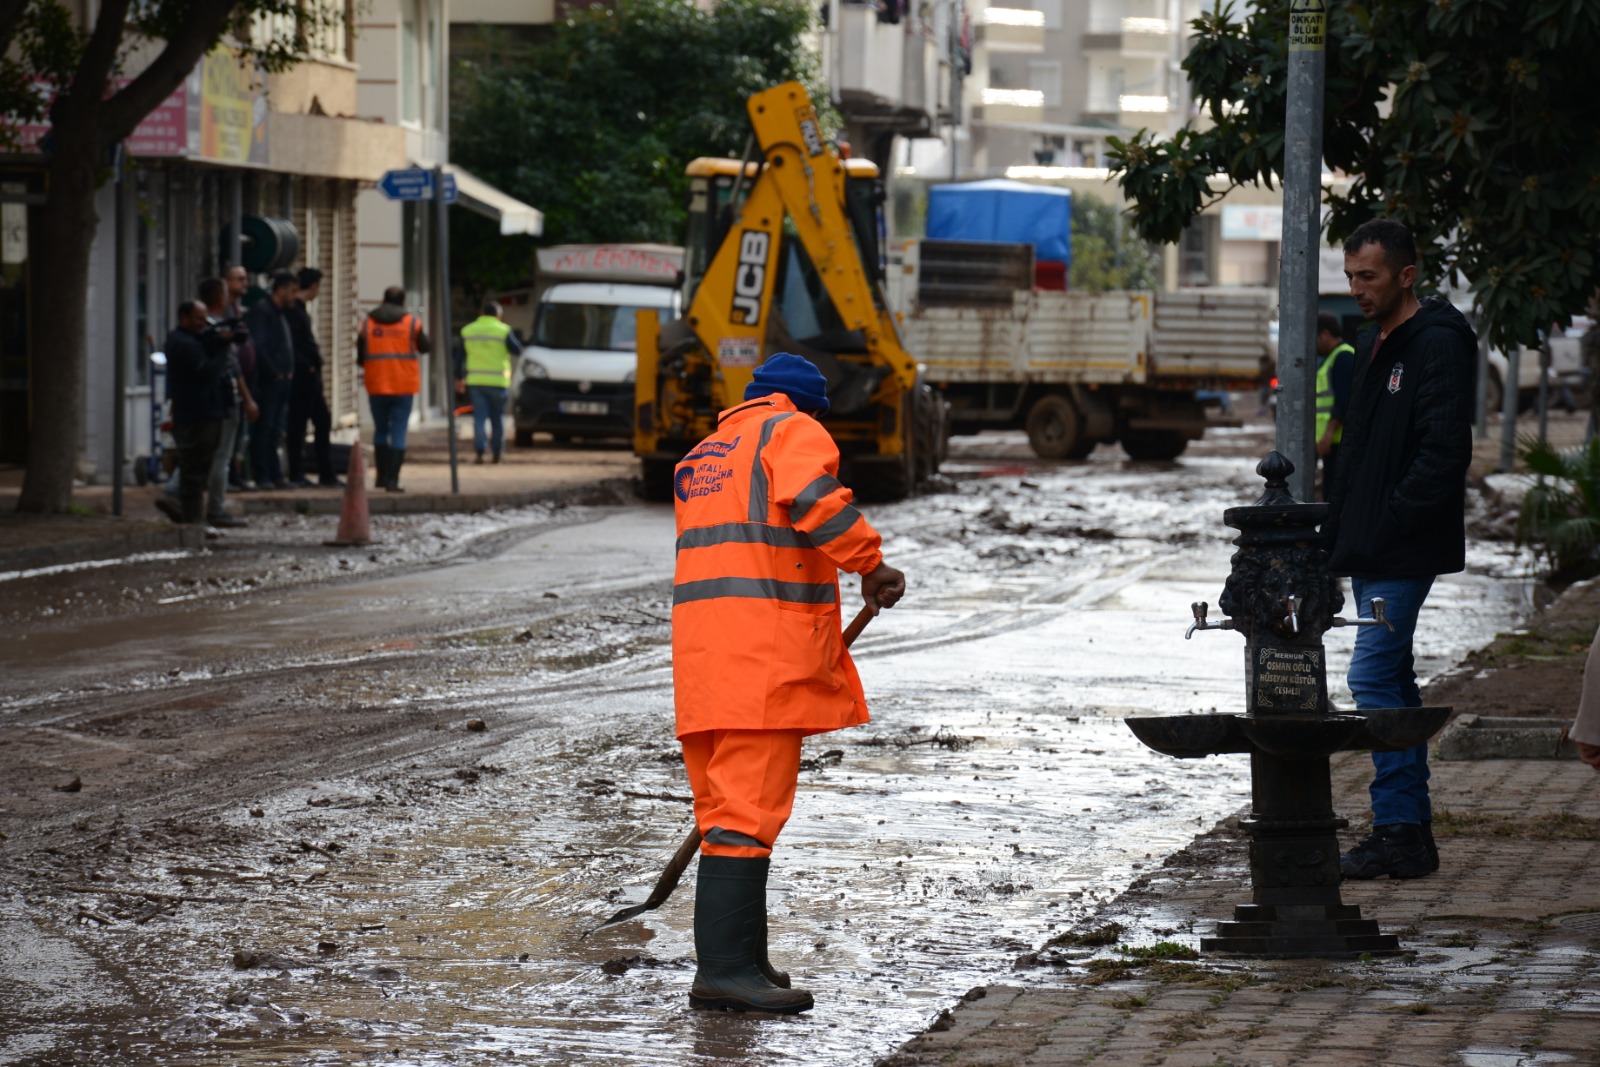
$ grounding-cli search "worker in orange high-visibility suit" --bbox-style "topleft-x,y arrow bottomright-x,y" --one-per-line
672,352 -> 906,1014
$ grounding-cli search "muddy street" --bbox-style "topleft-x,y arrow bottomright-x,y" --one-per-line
0,428 -> 1534,1066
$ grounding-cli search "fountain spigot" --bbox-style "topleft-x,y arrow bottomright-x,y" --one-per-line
1330,595 -> 1396,633
1186,601 -> 1235,640
1283,594 -> 1301,635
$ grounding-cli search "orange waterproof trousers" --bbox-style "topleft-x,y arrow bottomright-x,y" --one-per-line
681,729 -> 805,858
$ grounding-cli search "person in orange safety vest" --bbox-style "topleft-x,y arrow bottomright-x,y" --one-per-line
356,286 -> 431,492
672,352 -> 906,1014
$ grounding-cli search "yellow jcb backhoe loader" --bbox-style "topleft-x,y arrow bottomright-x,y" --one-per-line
632,81 -> 946,502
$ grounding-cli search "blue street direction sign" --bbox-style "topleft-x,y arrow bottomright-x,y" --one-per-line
378,168 -> 458,203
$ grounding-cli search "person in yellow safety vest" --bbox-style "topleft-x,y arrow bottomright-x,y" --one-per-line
1315,310 -> 1355,502
454,301 -> 524,464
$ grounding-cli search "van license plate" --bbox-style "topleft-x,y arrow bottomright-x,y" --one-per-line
558,400 -> 608,415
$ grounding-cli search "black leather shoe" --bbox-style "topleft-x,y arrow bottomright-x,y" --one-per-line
1421,820 -> 1440,873
154,497 -> 182,524
690,855 -> 812,1013
1341,823 -> 1433,880
319,477 -> 344,489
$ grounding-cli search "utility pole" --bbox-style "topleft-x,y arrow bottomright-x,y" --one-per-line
434,164 -> 459,494
1276,0 -> 1327,503
112,146 -> 129,517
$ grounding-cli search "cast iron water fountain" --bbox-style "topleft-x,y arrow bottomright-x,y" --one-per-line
1127,452 -> 1450,957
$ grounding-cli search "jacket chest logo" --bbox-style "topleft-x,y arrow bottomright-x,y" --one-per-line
1387,363 -> 1404,394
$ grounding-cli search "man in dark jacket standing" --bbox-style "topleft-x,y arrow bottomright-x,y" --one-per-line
245,272 -> 298,489
1326,219 -> 1475,880
163,301 -> 235,526
284,268 -> 340,487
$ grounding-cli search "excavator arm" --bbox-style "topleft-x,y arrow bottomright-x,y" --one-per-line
634,81 -> 939,501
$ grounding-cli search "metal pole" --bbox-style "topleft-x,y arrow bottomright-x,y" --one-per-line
112,147 -> 128,517
434,164 -> 458,494
1499,344 -> 1520,471
1275,0 -> 1327,503
228,173 -> 243,268
1536,334 -> 1551,445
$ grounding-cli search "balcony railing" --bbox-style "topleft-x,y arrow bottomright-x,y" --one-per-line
975,7 -> 1046,52
1085,93 -> 1172,115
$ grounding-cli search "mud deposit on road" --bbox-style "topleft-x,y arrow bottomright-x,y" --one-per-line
0,428 -> 1536,1065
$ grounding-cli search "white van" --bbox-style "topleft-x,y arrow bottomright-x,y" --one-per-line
508,244 -> 682,445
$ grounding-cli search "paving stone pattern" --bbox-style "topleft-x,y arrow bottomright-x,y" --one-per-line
884,756 -> 1600,1066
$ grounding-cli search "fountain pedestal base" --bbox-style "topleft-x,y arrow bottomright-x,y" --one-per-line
1202,902 -> 1401,957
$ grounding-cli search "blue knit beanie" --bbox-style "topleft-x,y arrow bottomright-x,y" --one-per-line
744,352 -> 830,415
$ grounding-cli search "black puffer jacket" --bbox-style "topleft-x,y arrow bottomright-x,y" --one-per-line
1325,296 -> 1476,578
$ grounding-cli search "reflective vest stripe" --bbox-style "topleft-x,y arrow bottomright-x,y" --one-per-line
705,826 -> 768,849
676,522 -> 815,552
747,412 -> 795,522
790,474 -> 843,523
810,504 -> 864,546
672,577 -> 839,606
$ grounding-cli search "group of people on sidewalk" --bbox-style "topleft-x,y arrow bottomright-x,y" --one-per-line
159,275 -> 526,529
158,266 -> 344,532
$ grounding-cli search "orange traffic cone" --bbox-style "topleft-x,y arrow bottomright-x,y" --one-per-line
326,434 -> 372,546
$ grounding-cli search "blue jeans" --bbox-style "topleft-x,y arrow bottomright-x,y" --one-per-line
251,377 -> 290,486
1348,575 -> 1436,827
468,385 -> 507,457
369,393 -> 414,451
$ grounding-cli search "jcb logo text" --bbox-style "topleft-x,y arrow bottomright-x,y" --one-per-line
731,230 -> 769,326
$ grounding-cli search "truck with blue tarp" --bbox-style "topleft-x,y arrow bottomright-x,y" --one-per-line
891,180 -> 1272,460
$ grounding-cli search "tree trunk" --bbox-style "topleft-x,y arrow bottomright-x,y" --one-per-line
14,123 -> 103,513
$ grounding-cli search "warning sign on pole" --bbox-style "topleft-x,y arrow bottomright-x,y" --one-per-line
1289,0 -> 1326,52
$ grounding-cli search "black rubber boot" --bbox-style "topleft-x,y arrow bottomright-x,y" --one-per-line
373,445 -> 392,491
690,856 -> 811,1013
754,860 -> 790,989
1340,823 -> 1432,880
1421,820 -> 1440,873
387,448 -> 407,492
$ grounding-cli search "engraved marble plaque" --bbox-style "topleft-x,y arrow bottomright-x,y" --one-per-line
1250,645 -> 1325,713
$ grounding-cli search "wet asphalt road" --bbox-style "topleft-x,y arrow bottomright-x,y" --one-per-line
0,428 -> 1534,1066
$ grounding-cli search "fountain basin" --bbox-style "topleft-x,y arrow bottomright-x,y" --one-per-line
1125,706 -> 1451,761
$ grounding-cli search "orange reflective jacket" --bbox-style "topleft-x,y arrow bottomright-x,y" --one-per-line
360,313 -> 423,396
672,393 -> 884,738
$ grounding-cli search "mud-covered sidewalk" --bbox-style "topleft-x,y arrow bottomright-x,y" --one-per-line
884,582 -> 1600,1067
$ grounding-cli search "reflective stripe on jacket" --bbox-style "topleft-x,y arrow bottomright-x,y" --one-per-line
672,392 -> 884,737
361,313 -> 422,396
461,315 -> 513,388
1315,342 -> 1354,445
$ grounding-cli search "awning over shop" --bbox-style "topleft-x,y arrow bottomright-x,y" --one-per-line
443,164 -> 544,237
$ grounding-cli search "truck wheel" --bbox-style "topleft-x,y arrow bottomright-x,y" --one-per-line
638,458 -> 678,502
514,427 -> 536,448
1120,430 -> 1188,461
1025,394 -> 1087,459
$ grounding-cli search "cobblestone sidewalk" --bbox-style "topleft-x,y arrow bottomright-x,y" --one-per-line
885,755 -> 1600,1066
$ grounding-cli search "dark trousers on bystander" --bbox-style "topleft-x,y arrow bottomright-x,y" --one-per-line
287,378 -> 335,483
171,420 -> 223,524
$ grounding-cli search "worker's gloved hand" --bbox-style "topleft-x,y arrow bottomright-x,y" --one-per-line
862,561 -> 906,614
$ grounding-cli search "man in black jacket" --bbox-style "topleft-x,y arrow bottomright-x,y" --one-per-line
284,268 -> 340,487
245,272 -> 298,489
163,301 -> 235,526
1325,219 -> 1475,880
